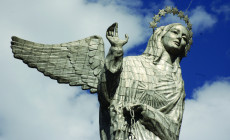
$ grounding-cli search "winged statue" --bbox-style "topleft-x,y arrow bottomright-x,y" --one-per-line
11,7 -> 193,140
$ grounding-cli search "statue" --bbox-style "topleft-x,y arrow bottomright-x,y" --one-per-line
10,7 -> 193,140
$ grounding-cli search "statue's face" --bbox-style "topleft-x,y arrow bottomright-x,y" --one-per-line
162,25 -> 188,55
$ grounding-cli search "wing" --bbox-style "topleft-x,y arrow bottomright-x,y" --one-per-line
11,35 -> 105,93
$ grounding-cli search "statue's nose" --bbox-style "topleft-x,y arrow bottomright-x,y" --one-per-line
176,34 -> 182,43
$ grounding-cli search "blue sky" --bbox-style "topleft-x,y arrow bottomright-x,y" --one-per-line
0,0 -> 230,140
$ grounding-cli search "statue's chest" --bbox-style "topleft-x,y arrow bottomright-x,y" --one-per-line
121,58 -> 175,90
118,58 -> 177,107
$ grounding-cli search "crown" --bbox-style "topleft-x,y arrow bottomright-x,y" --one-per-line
150,6 -> 193,56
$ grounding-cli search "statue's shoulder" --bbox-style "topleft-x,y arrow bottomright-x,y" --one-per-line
123,55 -> 144,62
123,55 -> 146,68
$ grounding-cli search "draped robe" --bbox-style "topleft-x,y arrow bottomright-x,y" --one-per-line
99,54 -> 185,140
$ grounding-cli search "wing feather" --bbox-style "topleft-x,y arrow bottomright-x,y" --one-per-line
11,35 -> 105,93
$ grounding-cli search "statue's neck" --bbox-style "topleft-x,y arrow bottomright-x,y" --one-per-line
156,51 -> 180,73
160,51 -> 179,65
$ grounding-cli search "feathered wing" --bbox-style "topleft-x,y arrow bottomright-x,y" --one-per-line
11,35 -> 105,93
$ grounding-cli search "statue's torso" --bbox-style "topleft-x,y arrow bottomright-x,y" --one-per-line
99,55 -> 185,140
113,55 -> 182,107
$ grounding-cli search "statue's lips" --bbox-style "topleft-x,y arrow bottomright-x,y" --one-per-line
173,41 -> 179,46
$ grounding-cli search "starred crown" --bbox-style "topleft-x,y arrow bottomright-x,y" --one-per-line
150,6 -> 193,56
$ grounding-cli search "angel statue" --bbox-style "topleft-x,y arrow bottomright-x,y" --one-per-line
11,7 -> 193,140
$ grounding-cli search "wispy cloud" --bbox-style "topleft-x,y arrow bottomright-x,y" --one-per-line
190,6 -> 217,33
212,4 -> 230,20
86,0 -> 143,8
0,73 -> 100,140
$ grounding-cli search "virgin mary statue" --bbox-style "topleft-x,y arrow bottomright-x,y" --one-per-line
98,22 -> 192,140
10,7 -> 192,140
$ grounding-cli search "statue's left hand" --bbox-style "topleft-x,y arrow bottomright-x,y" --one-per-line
106,22 -> 129,47
132,104 -> 148,117
123,104 -> 148,121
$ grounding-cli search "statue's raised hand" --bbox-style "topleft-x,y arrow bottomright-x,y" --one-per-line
105,23 -> 128,72
106,23 -> 129,47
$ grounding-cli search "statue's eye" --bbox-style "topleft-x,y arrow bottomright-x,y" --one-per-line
182,37 -> 188,43
171,30 -> 178,34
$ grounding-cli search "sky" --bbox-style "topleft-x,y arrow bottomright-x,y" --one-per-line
0,0 -> 230,140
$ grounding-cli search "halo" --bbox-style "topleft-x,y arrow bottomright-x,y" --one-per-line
150,6 -> 193,56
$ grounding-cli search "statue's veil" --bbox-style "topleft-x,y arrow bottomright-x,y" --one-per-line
143,23 -> 184,63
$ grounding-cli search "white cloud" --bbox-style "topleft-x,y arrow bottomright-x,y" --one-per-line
180,79 -> 230,140
190,6 -> 217,33
0,53 -> 100,140
89,0 -> 143,8
163,0 -> 175,7
0,0 -> 150,55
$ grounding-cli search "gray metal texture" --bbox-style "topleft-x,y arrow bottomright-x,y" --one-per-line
11,22 -> 191,140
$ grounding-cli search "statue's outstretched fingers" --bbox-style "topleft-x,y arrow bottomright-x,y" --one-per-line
125,34 -> 129,41
115,22 -> 118,37
109,31 -> 113,36
107,23 -> 115,31
106,23 -> 116,37
106,31 -> 109,40
121,34 -> 129,45
107,23 -> 116,33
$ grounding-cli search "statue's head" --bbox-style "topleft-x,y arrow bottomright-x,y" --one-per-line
145,7 -> 193,62
162,23 -> 189,57
143,23 -> 192,61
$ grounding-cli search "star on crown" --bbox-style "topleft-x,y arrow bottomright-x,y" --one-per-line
150,7 -> 192,34
159,9 -> 166,16
153,15 -> 161,22
172,7 -> 179,15
149,6 -> 193,56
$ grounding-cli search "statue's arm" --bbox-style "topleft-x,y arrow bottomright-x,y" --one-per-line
98,23 -> 129,106
105,23 -> 129,73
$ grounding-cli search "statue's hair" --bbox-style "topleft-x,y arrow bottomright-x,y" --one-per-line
143,23 -> 192,63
